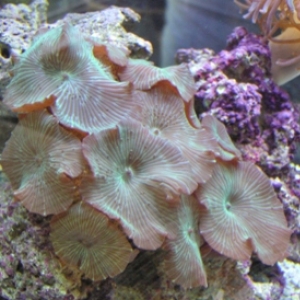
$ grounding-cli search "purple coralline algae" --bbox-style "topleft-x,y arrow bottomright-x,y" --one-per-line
177,26 -> 300,177
176,26 -> 300,300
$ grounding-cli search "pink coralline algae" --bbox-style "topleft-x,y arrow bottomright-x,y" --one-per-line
177,26 -> 300,177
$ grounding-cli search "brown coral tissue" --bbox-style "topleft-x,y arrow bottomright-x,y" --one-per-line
0,22 -> 291,290
1,110 -> 83,216
50,202 -> 133,281
196,161 -> 291,265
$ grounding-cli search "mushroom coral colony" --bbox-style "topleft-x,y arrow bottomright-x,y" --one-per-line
1,23 -> 291,289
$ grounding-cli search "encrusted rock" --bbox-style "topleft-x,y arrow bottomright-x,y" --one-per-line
0,0 -> 152,99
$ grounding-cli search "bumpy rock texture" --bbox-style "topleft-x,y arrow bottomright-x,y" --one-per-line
178,27 -> 300,177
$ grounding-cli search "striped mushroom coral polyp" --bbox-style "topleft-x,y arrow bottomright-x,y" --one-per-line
3,24 -> 133,134
1,110 -> 83,216
163,194 -> 207,289
0,22 -> 291,288
118,58 -> 196,102
81,118 -> 196,250
130,86 -> 216,184
196,160 -> 291,265
50,202 -> 133,281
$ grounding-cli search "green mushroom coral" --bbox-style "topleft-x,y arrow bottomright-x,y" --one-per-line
0,20 -> 292,291
196,160 -> 291,265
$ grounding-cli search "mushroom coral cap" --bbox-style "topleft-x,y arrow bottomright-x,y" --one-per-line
196,161 -> 291,265
50,202 -> 133,281
4,23 -> 134,134
201,115 -> 241,161
92,43 -> 130,78
163,195 -> 207,289
118,58 -> 196,102
81,119 -> 195,250
1,110 -> 83,216
131,87 -> 216,184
